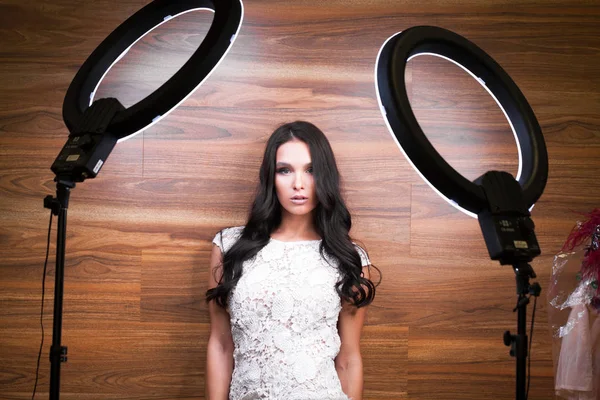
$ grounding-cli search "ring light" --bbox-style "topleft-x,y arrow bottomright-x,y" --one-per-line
375,26 -> 548,218
63,0 -> 243,143
374,26 -> 548,400
45,2 -> 243,398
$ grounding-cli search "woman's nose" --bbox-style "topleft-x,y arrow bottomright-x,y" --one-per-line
293,173 -> 304,189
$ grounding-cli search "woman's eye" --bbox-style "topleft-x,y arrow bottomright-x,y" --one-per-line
306,167 -> 313,174
276,168 -> 290,174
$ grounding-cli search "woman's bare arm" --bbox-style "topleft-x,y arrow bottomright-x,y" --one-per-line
205,244 -> 234,400
335,265 -> 371,400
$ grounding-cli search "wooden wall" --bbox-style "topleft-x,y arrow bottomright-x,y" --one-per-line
1,0 -> 599,399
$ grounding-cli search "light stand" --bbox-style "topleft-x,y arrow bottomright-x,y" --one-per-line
375,26 -> 549,399
44,97 -> 124,400
42,0 -> 244,398
43,179 -> 73,400
506,261 -> 541,399
476,170 -> 543,400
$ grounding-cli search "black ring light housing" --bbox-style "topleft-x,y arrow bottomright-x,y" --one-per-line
63,0 -> 243,142
376,26 -> 548,217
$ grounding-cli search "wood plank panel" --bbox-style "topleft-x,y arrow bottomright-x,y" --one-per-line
362,325 -> 408,399
1,0 -> 599,399
408,328 -> 555,400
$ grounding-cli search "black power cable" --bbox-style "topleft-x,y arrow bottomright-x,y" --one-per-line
32,211 -> 53,399
526,295 -> 538,399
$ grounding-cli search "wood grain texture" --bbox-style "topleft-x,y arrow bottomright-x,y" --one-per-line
1,0 -> 599,399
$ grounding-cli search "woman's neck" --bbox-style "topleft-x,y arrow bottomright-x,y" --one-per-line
272,212 -> 320,241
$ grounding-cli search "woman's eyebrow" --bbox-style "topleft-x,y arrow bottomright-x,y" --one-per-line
275,162 -> 312,167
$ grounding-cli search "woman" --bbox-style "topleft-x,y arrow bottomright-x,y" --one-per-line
205,121 -> 380,400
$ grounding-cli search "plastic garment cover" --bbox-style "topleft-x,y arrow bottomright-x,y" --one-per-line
548,249 -> 600,399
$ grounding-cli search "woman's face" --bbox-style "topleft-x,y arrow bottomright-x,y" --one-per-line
274,138 -> 318,218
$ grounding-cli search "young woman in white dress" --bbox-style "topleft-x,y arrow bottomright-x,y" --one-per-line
205,121 -> 380,400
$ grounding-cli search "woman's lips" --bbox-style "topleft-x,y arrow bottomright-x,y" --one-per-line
291,197 -> 308,205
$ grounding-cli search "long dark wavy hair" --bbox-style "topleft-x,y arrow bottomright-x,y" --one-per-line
205,121 -> 381,309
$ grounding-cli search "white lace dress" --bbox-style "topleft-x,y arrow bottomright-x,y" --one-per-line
212,226 -> 370,400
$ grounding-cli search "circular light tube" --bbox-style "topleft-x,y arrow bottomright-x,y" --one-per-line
63,0 -> 244,143
375,26 -> 548,218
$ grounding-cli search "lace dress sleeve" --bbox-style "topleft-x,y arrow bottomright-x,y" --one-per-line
353,243 -> 370,267
212,226 -> 244,253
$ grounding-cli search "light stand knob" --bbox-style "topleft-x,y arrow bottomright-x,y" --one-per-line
503,330 -> 516,357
